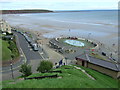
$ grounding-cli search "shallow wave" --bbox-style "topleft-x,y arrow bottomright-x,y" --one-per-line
48,19 -> 117,27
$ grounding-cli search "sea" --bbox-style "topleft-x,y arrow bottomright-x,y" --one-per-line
2,10 -> 118,47
17,10 -> 118,26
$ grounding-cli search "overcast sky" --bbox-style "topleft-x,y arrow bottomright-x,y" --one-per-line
0,0 -> 119,10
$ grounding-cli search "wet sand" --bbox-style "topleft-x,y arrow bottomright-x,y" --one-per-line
2,14 -> 118,51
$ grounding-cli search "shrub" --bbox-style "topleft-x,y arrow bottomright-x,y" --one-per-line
37,60 -> 53,73
8,41 -> 19,59
19,63 -> 32,77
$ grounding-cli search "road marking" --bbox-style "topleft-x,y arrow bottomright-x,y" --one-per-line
20,48 -> 27,63
30,49 -> 32,51
40,52 -> 43,54
1,47 -> 27,73
0,65 -> 21,73
21,55 -> 23,57
28,45 -> 31,47
38,51 -> 45,60
1,34 -> 28,73
16,33 -> 27,63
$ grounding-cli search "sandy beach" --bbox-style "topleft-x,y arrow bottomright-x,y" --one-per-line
1,11 -> 119,81
3,13 -> 118,48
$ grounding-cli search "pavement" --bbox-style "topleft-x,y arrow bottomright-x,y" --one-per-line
42,44 -> 64,64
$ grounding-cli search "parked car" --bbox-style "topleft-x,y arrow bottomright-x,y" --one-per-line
32,43 -> 39,51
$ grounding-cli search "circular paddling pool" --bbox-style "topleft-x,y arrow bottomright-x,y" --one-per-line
64,40 -> 85,47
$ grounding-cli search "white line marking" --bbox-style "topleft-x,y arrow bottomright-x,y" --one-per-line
1,47 -> 27,73
38,51 -> 45,60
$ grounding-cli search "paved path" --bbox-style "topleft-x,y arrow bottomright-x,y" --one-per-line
42,44 -> 64,64
73,66 -> 95,80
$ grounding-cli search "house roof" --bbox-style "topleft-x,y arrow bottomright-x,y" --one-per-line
89,56 -> 120,71
76,53 -> 87,60
76,54 -> 120,71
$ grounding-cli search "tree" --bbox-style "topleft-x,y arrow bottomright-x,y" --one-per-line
19,63 -> 32,77
37,60 -> 53,73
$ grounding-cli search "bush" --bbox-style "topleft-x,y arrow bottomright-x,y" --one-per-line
37,60 -> 53,73
19,63 -> 32,77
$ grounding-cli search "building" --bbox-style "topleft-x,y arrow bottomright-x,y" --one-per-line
0,19 -> 12,34
75,54 -> 120,79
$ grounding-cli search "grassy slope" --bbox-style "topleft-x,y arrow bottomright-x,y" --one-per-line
3,65 -> 118,88
0,39 -> 12,61
0,39 -> 2,60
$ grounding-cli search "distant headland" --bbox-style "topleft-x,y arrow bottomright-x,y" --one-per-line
1,9 -> 53,14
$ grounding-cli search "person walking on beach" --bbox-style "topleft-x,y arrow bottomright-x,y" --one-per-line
59,59 -> 63,66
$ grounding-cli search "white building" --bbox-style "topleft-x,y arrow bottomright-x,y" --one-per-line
0,19 -> 11,34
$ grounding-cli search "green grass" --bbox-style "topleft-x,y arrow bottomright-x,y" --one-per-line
89,52 -> 109,61
0,39 -> 12,61
2,65 -> 119,88
1,38 -> 19,61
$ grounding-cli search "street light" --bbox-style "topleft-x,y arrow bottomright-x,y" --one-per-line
69,29 -> 71,37
41,40 -> 43,52
10,55 -> 14,79
10,63 -> 14,79
87,33 -> 91,40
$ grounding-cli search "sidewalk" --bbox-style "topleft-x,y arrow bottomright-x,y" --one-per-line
42,44 -> 64,64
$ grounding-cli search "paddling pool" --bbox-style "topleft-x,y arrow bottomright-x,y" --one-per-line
64,40 -> 85,47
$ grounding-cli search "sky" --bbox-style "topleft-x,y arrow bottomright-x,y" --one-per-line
0,0 -> 119,10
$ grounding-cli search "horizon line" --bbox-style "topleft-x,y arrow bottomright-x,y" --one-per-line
0,9 -> 118,11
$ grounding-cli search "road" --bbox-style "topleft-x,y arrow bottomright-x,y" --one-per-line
15,31 -> 42,61
1,31 -> 44,80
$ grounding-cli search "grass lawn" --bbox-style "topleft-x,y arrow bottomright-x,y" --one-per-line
1,38 -> 19,61
89,52 -> 109,61
2,65 -> 119,88
0,39 -> 12,61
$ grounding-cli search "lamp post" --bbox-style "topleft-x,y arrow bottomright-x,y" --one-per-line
10,55 -> 14,79
41,40 -> 43,53
10,63 -> 14,79
87,33 -> 91,40
69,29 -> 71,37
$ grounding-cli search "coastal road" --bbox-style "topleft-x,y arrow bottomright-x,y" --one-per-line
2,31 -> 43,80
15,31 -> 42,61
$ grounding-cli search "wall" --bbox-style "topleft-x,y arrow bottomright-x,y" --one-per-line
117,72 -> 120,79
88,63 -> 118,79
76,59 -> 88,67
76,59 -> 119,79
76,59 -> 82,66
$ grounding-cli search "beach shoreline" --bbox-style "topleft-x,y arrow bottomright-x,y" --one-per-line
2,13 -> 118,60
